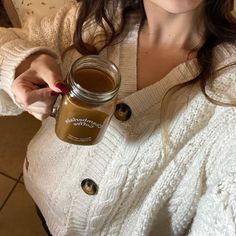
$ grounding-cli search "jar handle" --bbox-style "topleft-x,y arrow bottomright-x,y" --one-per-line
50,95 -> 62,118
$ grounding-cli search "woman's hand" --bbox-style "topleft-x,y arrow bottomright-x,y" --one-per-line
11,53 -> 68,120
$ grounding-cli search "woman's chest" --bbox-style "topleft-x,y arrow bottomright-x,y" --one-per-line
137,49 -> 188,90
25,87 -> 219,234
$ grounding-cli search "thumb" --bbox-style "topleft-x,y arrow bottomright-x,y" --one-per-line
41,70 -> 68,94
31,54 -> 68,94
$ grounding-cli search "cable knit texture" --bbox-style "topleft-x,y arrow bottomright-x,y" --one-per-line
1,3 -> 236,236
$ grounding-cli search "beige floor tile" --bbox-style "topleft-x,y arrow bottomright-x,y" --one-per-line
20,176 -> 24,184
0,183 -> 47,236
0,112 -> 40,178
0,174 -> 15,207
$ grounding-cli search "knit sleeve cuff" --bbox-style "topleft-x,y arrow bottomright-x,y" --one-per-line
0,39 -> 60,114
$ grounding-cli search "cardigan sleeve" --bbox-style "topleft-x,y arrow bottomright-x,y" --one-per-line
0,3 -> 79,116
188,139 -> 236,236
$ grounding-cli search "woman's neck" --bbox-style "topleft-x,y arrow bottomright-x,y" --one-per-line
142,0 -> 205,51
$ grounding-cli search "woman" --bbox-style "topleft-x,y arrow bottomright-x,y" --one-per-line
1,0 -> 236,235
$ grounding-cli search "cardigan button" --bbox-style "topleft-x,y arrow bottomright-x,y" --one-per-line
114,103 -> 132,121
81,179 -> 98,195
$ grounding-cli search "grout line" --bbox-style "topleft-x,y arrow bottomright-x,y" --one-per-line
17,172 -> 24,184
0,173 -> 23,212
0,171 -> 19,182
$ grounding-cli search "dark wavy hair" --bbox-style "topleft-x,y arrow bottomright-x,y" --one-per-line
74,0 -> 236,104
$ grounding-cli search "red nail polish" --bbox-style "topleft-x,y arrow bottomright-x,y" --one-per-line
51,91 -> 60,96
55,82 -> 68,93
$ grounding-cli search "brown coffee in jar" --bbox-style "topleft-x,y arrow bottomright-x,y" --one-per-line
55,56 -> 121,145
73,68 -> 115,93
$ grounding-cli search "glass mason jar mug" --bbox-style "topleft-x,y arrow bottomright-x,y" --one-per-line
54,55 -> 121,145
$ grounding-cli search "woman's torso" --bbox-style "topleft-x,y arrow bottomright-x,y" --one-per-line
23,16 -> 236,236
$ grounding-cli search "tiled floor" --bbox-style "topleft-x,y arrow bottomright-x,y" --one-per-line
0,4 -> 48,235
0,112 -> 47,236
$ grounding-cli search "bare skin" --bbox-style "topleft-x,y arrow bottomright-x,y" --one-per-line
12,0 -> 206,120
12,54 -> 66,120
137,0 -> 205,89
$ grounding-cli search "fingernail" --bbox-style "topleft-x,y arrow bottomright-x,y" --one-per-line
55,82 -> 68,93
51,91 -> 60,96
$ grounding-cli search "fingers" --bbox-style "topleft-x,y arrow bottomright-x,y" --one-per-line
27,111 -> 50,121
26,87 -> 58,105
12,53 -> 68,120
12,76 -> 59,120
21,91 -> 58,120
13,77 -> 57,104
27,107 -> 54,120
30,54 -> 68,93
26,100 -> 55,114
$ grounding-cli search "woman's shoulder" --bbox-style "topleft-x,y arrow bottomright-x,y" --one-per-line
206,42 -> 236,105
27,1 -> 79,22
213,42 -> 236,67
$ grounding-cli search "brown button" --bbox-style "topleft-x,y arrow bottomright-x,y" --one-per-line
81,179 -> 98,195
114,103 -> 132,121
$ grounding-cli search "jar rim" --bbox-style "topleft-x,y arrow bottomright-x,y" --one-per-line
68,55 -> 121,103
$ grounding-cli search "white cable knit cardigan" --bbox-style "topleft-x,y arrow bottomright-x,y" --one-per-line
1,3 -> 236,236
